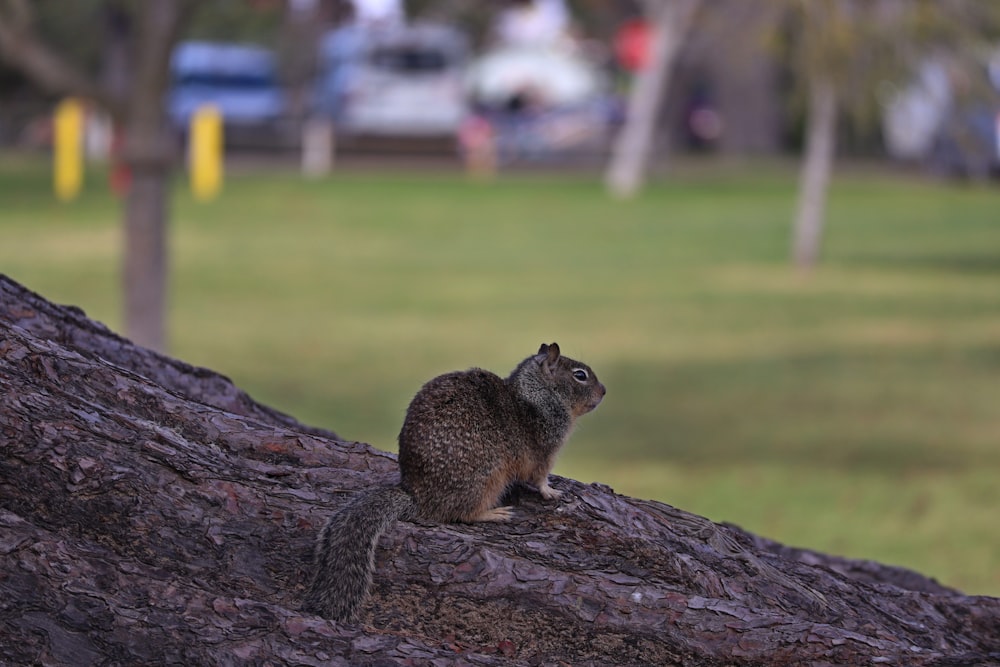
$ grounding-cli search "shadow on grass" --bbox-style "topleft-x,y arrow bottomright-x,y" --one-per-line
840,252 -> 1000,276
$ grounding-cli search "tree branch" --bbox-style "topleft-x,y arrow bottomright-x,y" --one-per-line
1,273 -> 998,665
0,0 -> 124,118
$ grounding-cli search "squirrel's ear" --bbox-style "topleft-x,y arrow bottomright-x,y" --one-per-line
538,342 -> 560,373
536,342 -> 560,358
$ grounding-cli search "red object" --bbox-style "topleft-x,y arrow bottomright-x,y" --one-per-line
614,19 -> 652,72
109,127 -> 131,196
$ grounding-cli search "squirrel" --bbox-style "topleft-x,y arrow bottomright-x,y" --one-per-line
303,342 -> 606,621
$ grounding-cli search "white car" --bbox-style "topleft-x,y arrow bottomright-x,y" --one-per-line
313,23 -> 468,140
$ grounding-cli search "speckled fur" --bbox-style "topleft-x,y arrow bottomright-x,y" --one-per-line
304,343 -> 605,621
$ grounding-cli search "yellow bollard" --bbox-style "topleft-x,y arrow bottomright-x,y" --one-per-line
53,98 -> 84,201
189,105 -> 223,201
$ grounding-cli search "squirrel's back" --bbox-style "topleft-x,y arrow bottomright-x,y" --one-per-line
398,368 -> 532,522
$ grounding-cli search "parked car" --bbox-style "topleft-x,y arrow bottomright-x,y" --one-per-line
167,41 -> 290,148
312,22 -> 468,141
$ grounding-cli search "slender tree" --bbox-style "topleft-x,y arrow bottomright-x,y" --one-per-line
787,0 -> 861,271
784,0 -> 1000,269
604,0 -> 702,198
119,1 -> 197,352
0,0 -> 199,352
792,76 -> 837,269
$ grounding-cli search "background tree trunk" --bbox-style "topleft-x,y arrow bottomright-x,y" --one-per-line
0,0 -> 199,354
120,0 -> 196,353
605,0 -> 701,198
2,274 -> 999,666
792,76 -> 837,270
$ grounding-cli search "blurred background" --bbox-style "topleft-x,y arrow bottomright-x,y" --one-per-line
1,0 -> 998,596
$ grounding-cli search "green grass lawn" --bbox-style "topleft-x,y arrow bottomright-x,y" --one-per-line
2,154 -> 998,596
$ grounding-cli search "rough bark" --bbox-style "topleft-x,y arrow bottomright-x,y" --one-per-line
1,274 -> 999,666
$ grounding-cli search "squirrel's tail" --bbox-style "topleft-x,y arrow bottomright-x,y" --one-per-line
303,485 -> 416,621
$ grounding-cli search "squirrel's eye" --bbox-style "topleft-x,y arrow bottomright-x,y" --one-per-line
572,369 -> 589,382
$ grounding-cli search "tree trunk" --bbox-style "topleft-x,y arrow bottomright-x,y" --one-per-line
2,274 -> 999,666
119,0 -> 195,353
0,1 -> 198,353
122,158 -> 171,352
122,141 -> 179,349
605,0 -> 701,198
792,76 -> 838,270
708,0 -> 783,156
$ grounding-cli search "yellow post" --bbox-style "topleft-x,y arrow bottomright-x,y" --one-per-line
53,98 -> 84,201
189,105 -> 223,201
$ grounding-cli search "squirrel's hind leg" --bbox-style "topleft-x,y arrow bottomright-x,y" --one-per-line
453,466 -> 515,522
472,506 -> 514,522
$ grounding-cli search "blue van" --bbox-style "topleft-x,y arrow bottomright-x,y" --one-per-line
167,41 -> 289,147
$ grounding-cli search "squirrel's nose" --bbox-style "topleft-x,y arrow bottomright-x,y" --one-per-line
599,383 -> 607,396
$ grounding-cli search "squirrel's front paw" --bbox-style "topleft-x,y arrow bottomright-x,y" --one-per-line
539,482 -> 563,501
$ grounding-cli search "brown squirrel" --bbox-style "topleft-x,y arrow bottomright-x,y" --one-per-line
303,342 -> 606,621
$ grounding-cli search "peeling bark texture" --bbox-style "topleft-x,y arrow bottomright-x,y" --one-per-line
1,274 -> 999,666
